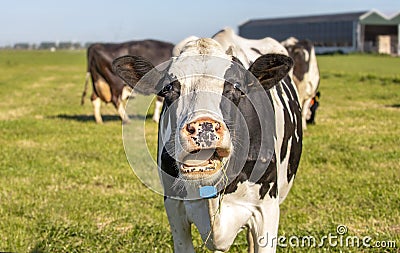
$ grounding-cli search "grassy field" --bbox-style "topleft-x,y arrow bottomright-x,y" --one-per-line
0,51 -> 399,252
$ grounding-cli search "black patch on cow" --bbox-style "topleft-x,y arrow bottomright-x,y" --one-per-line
275,83 -> 292,164
224,155 -> 278,199
277,76 -> 303,183
158,79 -> 181,106
222,57 -> 249,106
284,76 -> 302,182
158,98 -> 188,199
250,47 -> 263,55
220,56 -> 301,199
160,146 -> 186,198
258,153 -> 278,199
220,60 -> 279,199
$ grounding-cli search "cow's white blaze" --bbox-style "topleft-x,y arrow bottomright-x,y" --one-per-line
160,39 -> 236,189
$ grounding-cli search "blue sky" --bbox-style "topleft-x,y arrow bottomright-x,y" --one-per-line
1,0 -> 399,46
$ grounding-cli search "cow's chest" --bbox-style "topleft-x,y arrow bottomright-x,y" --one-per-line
182,181 -> 278,248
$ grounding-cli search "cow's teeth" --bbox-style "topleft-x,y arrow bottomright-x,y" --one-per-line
181,164 -> 217,173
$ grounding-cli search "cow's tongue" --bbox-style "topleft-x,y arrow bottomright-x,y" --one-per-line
183,149 -> 214,167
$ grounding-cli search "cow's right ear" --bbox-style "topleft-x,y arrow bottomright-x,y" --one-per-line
248,54 -> 293,90
112,55 -> 158,95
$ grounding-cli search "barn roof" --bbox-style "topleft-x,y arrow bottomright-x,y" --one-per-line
240,10 -> 400,27
359,10 -> 400,25
391,13 -> 400,24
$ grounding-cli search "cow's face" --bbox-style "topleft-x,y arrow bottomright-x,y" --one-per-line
286,40 -> 313,82
113,38 -> 293,197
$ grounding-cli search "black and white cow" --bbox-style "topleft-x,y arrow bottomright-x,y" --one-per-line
281,37 -> 320,129
113,38 -> 302,252
212,27 -> 288,69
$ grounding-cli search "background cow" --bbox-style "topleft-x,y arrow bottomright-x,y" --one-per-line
212,27 -> 289,69
281,37 -> 320,129
81,40 -> 174,123
113,37 -> 302,252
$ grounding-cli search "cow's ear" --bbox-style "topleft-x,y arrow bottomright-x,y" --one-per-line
248,54 -> 293,90
112,55 -> 157,94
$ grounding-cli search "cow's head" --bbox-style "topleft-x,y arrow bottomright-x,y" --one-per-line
113,38 -> 293,198
284,39 -> 313,82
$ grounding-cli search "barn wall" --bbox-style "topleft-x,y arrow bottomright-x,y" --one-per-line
239,20 -> 355,47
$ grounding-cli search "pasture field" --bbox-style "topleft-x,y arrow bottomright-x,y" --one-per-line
0,50 -> 399,252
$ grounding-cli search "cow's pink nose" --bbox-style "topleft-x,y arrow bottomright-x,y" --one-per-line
183,118 -> 224,148
184,120 -> 222,136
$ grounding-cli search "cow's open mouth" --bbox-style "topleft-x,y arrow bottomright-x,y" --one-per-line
180,148 -> 229,177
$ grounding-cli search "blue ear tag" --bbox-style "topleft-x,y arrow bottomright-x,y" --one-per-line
199,186 -> 218,199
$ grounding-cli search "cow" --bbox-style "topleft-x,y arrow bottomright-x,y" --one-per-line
212,27 -> 288,69
281,37 -> 320,129
112,38 -> 302,252
81,40 -> 174,123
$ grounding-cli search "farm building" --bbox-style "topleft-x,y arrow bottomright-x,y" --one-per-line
239,10 -> 400,55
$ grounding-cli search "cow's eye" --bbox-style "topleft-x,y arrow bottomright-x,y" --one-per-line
234,82 -> 245,96
233,82 -> 241,90
162,84 -> 173,93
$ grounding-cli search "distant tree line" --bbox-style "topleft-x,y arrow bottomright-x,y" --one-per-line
2,41 -> 95,50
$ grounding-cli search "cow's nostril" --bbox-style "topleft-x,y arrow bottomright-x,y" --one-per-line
186,123 -> 196,135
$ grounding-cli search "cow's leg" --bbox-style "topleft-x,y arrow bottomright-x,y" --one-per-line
91,95 -> 103,124
117,99 -> 130,124
250,199 -> 280,253
119,87 -> 132,123
247,228 -> 255,253
152,97 -> 163,123
164,198 -> 195,253
301,97 -> 312,130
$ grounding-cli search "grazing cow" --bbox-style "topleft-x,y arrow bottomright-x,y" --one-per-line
113,38 -> 302,252
81,40 -> 174,123
281,37 -> 320,129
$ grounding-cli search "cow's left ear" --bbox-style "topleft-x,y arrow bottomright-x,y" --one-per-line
248,54 -> 293,90
112,55 -> 158,95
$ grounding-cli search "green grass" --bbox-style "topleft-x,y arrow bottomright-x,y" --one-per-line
0,51 -> 399,252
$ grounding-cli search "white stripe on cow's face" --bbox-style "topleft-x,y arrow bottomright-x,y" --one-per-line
159,39 -> 234,186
